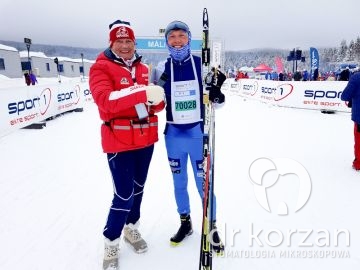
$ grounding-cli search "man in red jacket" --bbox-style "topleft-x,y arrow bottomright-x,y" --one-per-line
89,20 -> 165,270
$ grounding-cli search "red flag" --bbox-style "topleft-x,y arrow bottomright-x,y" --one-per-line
275,56 -> 284,73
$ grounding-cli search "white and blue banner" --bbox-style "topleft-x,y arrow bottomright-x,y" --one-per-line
136,38 -> 202,52
221,78 -> 349,112
310,47 -> 319,80
0,80 -> 92,137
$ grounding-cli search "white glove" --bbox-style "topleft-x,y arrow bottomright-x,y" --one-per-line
145,85 -> 164,105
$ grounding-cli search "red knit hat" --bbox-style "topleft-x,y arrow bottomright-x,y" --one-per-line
109,20 -> 135,47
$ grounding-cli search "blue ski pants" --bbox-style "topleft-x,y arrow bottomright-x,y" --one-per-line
165,124 -> 217,221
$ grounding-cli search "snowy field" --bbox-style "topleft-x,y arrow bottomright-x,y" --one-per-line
0,89 -> 359,270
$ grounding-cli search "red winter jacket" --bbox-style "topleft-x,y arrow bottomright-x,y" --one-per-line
90,49 -> 165,153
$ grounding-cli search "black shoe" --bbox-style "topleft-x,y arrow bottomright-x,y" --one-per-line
170,214 -> 193,246
211,222 -> 224,255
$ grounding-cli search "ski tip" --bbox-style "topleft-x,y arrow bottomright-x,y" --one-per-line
203,8 -> 209,26
170,241 -> 181,247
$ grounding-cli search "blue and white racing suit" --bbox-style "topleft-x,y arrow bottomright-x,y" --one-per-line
154,54 -> 217,220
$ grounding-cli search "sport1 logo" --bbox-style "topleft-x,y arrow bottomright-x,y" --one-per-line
8,88 -> 52,116
274,84 -> 293,101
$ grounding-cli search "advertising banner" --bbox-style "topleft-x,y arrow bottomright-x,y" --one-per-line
221,79 -> 349,112
0,81 -> 91,137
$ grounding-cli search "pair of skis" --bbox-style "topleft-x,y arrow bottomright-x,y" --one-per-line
199,7 -> 217,270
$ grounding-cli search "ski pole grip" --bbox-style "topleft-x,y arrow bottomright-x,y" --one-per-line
203,93 -> 210,105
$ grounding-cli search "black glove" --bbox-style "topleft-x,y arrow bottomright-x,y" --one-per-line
204,68 -> 226,104
205,68 -> 226,88
215,69 -> 227,88
207,85 -> 225,104
347,100 -> 352,108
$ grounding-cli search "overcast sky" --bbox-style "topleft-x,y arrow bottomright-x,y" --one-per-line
1,0 -> 360,51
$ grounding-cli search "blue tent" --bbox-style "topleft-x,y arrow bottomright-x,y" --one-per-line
335,63 -> 358,75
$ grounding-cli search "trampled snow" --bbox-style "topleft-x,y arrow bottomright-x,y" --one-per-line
0,81 -> 359,269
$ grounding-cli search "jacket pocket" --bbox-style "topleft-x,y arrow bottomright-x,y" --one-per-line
132,115 -> 158,146
111,119 -> 133,145
148,115 -> 159,144
109,115 -> 159,147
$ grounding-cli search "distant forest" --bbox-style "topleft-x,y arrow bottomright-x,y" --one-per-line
2,37 -> 360,73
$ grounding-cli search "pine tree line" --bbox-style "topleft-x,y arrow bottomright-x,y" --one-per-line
224,37 -> 360,73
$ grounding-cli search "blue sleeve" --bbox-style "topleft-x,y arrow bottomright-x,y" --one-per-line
341,73 -> 360,101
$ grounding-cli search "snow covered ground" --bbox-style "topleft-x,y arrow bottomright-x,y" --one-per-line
0,86 -> 359,270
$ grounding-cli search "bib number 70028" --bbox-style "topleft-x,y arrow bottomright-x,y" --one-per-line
175,100 -> 197,111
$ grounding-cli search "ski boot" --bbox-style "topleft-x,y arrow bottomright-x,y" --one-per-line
170,214 -> 193,246
211,222 -> 225,256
